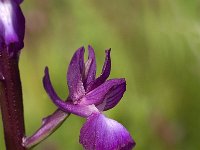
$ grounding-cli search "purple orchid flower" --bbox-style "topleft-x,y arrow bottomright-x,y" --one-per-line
43,46 -> 136,150
0,0 -> 25,54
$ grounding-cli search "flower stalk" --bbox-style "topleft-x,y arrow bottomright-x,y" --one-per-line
0,45 -> 26,150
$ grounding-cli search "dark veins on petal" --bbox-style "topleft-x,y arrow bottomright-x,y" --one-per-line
103,79 -> 126,111
82,79 -> 125,108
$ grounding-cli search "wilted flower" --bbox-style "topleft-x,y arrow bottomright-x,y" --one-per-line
43,46 -> 136,150
0,0 -> 25,54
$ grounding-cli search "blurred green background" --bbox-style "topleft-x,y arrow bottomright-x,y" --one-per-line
1,0 -> 200,149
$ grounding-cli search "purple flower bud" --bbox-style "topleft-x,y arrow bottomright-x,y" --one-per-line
0,0 -> 25,53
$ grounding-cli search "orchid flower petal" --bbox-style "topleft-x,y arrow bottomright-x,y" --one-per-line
86,49 -> 111,92
81,79 -> 125,106
102,79 -> 126,111
43,67 -> 64,101
67,47 -> 85,101
80,113 -> 135,150
83,45 -> 96,88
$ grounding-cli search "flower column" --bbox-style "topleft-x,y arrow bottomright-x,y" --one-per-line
0,0 -> 25,150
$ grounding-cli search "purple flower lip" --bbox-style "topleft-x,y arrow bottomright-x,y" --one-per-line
43,46 -> 135,149
80,113 -> 136,150
0,0 -> 25,53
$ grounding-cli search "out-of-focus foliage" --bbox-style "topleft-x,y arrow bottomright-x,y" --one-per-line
1,0 -> 200,149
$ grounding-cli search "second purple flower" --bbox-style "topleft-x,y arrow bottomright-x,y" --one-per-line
43,46 -> 136,150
